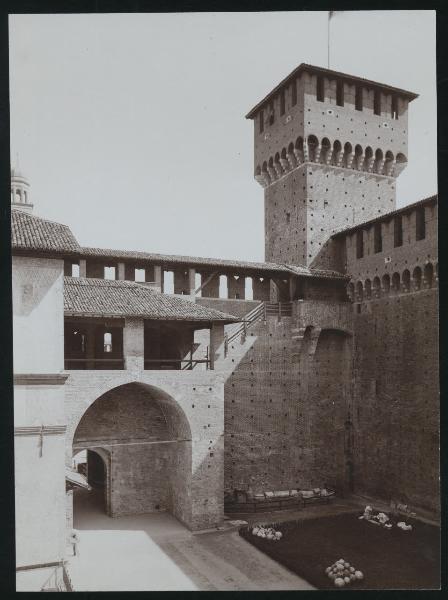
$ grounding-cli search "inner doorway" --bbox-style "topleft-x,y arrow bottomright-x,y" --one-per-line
72,448 -> 109,517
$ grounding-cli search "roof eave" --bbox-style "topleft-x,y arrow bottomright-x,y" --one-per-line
245,63 -> 418,119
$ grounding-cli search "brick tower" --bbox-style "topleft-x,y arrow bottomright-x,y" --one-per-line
246,64 -> 418,267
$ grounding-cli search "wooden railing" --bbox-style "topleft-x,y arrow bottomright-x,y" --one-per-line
223,302 -> 293,358
144,358 -> 211,370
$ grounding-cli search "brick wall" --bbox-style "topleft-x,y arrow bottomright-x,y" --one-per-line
352,289 -> 439,514
65,370 -> 225,529
224,305 -> 353,496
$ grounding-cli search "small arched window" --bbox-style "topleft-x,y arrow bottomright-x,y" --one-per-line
382,273 -> 390,294
424,263 -> 434,288
413,266 -> 422,291
365,279 -> 372,300
402,269 -> 410,292
373,277 -> 381,298
104,332 -> 112,353
392,272 -> 401,293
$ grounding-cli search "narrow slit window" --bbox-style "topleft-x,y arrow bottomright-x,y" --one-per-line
374,223 -> 382,253
393,215 -> 403,247
391,96 -> 399,120
291,80 -> 297,106
356,230 -> 364,259
316,76 -> 324,102
355,86 -> 363,111
104,332 -> 112,353
280,90 -> 285,116
259,110 -> 264,133
286,212 -> 291,224
336,80 -> 344,107
374,90 -> 381,116
416,207 -> 426,241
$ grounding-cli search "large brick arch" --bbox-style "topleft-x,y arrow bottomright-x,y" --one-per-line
65,371 -> 225,530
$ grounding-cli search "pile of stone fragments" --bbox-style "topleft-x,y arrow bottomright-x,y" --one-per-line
359,505 -> 413,531
251,525 -> 283,540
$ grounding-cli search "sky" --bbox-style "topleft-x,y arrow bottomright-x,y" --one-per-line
9,11 -> 437,263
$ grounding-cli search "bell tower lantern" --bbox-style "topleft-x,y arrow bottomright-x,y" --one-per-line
11,162 -> 33,214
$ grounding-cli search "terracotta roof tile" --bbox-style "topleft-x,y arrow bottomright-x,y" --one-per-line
11,209 -> 80,255
64,277 -> 239,322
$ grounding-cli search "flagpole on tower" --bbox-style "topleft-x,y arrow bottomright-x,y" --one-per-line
328,11 -> 333,69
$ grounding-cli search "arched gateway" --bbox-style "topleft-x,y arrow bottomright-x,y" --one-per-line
66,375 -> 225,531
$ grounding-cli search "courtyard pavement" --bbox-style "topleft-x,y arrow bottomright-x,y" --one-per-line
66,488 -> 314,591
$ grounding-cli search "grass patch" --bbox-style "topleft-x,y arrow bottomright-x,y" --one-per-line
240,512 -> 440,590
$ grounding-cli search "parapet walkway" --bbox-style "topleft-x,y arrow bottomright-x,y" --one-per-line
66,488 -> 313,591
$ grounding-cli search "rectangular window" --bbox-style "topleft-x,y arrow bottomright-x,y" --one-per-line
104,266 -> 116,280
374,90 -> 381,116
316,76 -> 324,102
135,268 -> 145,282
336,80 -> 344,107
291,80 -> 297,106
416,207 -> 426,240
259,110 -> 264,133
71,263 -> 80,277
391,95 -> 399,120
280,90 -> 285,115
355,86 -> 363,111
393,215 -> 403,247
356,230 -> 364,259
374,223 -> 382,253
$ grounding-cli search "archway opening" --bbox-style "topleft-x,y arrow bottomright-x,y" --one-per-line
72,382 -> 193,526
71,448 -> 109,518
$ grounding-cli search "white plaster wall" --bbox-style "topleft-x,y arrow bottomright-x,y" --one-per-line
15,434 -> 67,568
12,256 -> 64,374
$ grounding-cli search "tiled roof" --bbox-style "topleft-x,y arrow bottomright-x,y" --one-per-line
64,277 -> 239,322
331,195 -> 438,239
80,246 -> 345,279
82,246 -> 289,273
246,63 -> 418,119
11,209 -> 80,255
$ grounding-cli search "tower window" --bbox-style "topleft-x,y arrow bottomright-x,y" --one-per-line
316,76 -> 324,102
356,230 -> 364,259
355,86 -> 363,111
374,90 -> 381,116
280,90 -> 285,116
291,80 -> 297,106
268,102 -> 274,126
393,215 -> 403,247
336,80 -> 344,107
391,96 -> 399,120
416,207 -> 426,241
259,110 -> 264,133
286,212 -> 291,224
374,223 -> 382,253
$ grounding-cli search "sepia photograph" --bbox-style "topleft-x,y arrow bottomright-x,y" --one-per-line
8,9 -> 439,592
